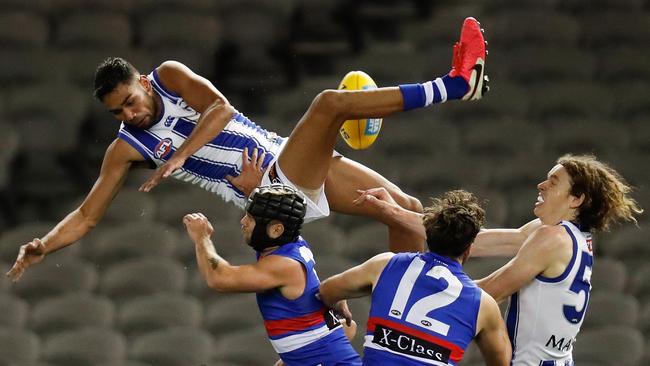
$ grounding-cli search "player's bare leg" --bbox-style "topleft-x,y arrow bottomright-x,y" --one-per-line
277,16 -> 488,251
278,16 -> 488,192
278,87 -> 404,191
325,156 -> 425,252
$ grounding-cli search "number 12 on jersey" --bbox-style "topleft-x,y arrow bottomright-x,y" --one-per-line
389,257 -> 463,336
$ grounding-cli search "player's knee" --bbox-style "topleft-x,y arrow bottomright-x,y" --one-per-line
312,89 -> 346,118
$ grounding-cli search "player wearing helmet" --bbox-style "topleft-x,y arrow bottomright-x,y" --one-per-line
185,184 -> 361,366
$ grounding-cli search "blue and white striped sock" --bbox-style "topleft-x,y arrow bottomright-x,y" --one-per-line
399,75 -> 469,111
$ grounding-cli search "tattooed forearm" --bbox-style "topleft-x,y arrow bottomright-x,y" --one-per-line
208,257 -> 220,270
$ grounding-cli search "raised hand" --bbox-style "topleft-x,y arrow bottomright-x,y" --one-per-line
353,187 -> 398,211
183,213 -> 214,243
226,147 -> 267,197
6,238 -> 46,282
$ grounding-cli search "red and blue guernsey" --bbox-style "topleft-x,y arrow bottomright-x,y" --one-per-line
257,238 -> 361,366
364,252 -> 482,366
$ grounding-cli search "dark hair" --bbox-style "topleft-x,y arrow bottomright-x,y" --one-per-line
558,154 -> 643,232
423,190 -> 485,258
93,57 -> 139,101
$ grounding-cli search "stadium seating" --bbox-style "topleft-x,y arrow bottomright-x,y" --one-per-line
375,114 -> 461,160
0,49 -> 65,86
211,326 -> 276,365
11,257 -> 98,303
597,47 -> 650,83
579,11 -> 650,49
130,327 -> 215,366
0,122 -> 20,193
48,0 -> 134,15
204,293 -> 262,334
340,222 -> 388,262
139,12 -> 221,53
573,326 -> 644,366
41,327 -> 127,366
529,82 -> 614,121
0,293 -> 29,329
583,292 -> 639,329
462,119 -> 543,158
484,10 -> 581,47
55,12 -> 132,49
590,257 -> 627,293
30,293 -> 115,336
118,293 -> 203,337
0,328 -> 40,365
505,46 -> 596,83
96,362 -> 152,366
0,11 -> 49,48
84,222 -> 181,267
100,257 -> 187,302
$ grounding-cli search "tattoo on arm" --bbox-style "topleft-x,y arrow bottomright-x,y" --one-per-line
208,257 -> 219,270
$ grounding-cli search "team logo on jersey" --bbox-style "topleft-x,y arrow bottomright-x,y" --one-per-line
324,309 -> 342,330
373,324 -> 451,363
164,116 -> 176,127
154,138 -> 174,159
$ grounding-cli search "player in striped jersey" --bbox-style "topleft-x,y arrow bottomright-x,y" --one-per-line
319,190 -> 510,366
185,184 -> 361,365
351,155 -> 643,366
8,16 -> 489,281
472,154 -> 642,366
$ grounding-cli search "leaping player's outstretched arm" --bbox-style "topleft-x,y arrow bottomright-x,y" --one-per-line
139,61 -> 236,192
6,138 -> 143,281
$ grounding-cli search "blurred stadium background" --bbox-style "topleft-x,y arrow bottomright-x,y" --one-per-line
0,0 -> 648,365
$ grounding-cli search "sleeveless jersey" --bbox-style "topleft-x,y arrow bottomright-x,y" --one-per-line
256,239 -> 361,366
364,252 -> 482,366
506,221 -> 594,366
117,69 -> 285,209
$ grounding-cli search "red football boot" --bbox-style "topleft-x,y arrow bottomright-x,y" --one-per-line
449,17 -> 489,100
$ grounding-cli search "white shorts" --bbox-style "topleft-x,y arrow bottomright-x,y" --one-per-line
261,159 -> 330,223
260,137 -> 344,223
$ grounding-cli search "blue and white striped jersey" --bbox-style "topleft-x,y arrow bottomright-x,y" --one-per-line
117,69 -> 285,209
506,221 -> 593,366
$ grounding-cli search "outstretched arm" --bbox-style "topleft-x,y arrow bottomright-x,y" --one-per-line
6,139 -> 143,281
471,219 -> 543,257
140,61 -> 236,192
184,213 -> 300,293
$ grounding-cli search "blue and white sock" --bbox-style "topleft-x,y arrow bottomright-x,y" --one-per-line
399,75 -> 469,111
